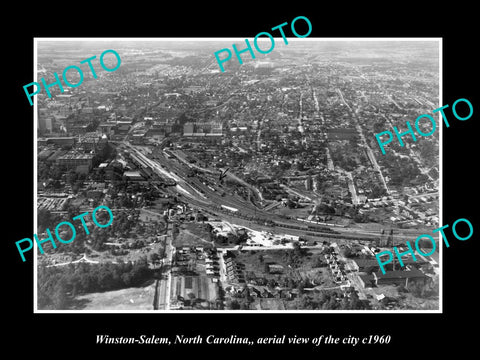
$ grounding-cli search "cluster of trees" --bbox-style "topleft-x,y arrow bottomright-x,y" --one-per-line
38,208 -> 58,231
312,255 -> 327,268
331,152 -> 358,172
226,286 -> 255,310
37,259 -> 152,310
313,202 -> 371,223
37,207 -> 163,255
281,243 -> 308,269
38,162 -> 63,182
94,142 -> 116,166
66,169 -> 86,186
378,153 -> 425,187
107,179 -> 161,205
400,279 -> 439,299
213,231 -> 249,246
93,210 -> 163,251
416,140 -> 438,169
314,203 -> 336,215
373,119 -> 387,134
89,228 -> 109,251
107,210 -> 138,236
297,289 -> 369,310
370,184 -> 387,198
37,208 -> 89,255
225,298 -> 248,310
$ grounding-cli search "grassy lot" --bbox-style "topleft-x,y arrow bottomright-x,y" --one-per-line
88,241 -> 165,264
273,206 -> 312,219
300,268 -> 336,287
71,280 -> 156,310
138,208 -> 166,224
174,222 -> 214,248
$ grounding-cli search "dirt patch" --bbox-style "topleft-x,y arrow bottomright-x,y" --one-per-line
72,280 -> 156,310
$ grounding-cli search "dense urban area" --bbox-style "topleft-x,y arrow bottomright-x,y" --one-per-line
36,40 -> 440,311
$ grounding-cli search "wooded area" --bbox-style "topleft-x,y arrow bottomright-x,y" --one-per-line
37,260 -> 152,310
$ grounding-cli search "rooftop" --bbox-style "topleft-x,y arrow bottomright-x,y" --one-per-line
375,269 -> 426,280
58,152 -> 95,160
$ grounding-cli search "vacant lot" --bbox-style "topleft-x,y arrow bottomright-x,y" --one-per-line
71,280 -> 156,310
139,208 -> 166,224
174,223 -> 214,248
273,205 -> 312,219
87,241 -> 165,264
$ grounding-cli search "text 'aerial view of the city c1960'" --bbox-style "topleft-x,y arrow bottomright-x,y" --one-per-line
36,39 -> 440,312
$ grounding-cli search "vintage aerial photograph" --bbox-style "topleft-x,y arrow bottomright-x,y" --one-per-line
34,38 -> 440,312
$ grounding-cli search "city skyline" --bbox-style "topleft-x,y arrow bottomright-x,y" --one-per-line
34,38 -> 441,312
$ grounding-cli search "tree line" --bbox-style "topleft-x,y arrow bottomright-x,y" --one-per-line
296,289 -> 370,310
37,259 -> 152,310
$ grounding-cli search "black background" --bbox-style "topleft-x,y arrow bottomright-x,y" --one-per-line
5,3 -> 478,356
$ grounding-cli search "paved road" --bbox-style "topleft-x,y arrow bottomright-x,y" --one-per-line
346,171 -> 359,205
156,221 -> 175,310
163,222 -> 174,310
335,87 -> 390,194
157,278 -> 167,309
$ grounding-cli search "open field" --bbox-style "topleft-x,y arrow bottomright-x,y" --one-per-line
174,222 -> 214,248
139,208 -> 166,224
71,280 -> 156,310
88,241 -> 165,263
273,205 -> 312,219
